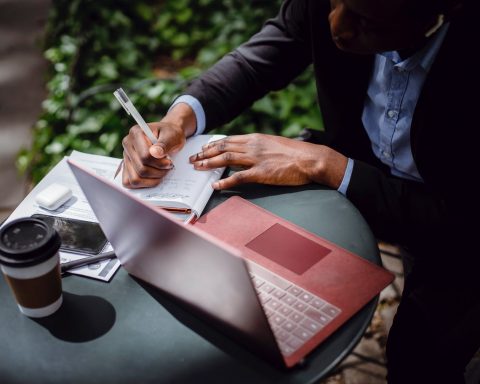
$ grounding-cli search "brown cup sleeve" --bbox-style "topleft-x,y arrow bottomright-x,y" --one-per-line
4,263 -> 62,309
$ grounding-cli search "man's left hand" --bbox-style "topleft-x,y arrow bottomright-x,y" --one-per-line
189,133 -> 348,190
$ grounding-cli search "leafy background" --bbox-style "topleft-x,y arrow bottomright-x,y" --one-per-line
19,0 -> 323,183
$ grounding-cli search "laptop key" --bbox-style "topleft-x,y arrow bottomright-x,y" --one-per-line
280,344 -> 295,357
272,289 -> 286,300
288,286 -> 303,296
271,314 -> 286,326
282,321 -> 296,332
293,327 -> 313,341
253,277 -> 264,288
310,297 -> 326,309
292,301 -> 307,312
321,304 -> 341,318
289,312 -> 304,323
279,306 -> 293,317
286,336 -> 304,351
265,299 -> 282,311
300,317 -> 323,333
273,327 -> 290,342
281,295 -> 297,306
298,292 -> 314,303
258,291 -> 271,304
304,308 -> 332,326
261,283 -> 275,293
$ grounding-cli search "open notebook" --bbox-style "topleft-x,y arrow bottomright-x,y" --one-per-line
71,134 -> 225,221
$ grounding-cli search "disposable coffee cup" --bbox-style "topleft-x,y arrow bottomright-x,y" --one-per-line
0,217 -> 63,317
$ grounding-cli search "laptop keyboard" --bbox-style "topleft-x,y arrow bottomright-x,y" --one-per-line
248,263 -> 341,357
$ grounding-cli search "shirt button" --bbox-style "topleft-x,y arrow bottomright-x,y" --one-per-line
382,151 -> 391,159
387,110 -> 397,118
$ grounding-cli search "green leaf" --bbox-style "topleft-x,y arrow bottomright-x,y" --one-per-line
171,33 -> 190,47
67,117 -> 102,135
135,3 -> 153,21
98,59 -> 118,80
45,141 -> 66,154
175,8 -> 193,24
252,96 -> 276,115
99,132 -> 120,153
146,83 -> 166,99
281,122 -> 303,138
16,150 -> 33,174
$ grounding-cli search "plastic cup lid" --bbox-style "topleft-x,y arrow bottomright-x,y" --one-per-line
0,218 -> 61,268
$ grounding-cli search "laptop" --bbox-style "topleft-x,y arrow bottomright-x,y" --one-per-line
67,159 -> 394,368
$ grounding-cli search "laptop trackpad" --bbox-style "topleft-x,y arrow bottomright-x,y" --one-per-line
245,223 -> 331,275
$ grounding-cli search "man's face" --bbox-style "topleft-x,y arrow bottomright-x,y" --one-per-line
328,0 -> 435,54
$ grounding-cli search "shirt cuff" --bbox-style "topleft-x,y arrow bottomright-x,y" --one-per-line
168,95 -> 206,136
337,158 -> 354,196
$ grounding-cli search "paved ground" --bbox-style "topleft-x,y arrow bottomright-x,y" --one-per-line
0,0 -> 49,219
1,1 -> 479,383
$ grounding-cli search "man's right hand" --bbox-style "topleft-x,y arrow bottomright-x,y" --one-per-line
120,103 -> 197,189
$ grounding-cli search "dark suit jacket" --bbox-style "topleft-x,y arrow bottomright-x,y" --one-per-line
185,0 -> 477,265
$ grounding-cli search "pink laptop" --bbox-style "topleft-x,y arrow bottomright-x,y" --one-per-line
68,159 -> 394,368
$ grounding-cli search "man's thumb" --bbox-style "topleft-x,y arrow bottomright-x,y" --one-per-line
149,142 -> 168,159
148,122 -> 184,159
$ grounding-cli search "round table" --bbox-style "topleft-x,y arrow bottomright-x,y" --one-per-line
0,184 -> 379,384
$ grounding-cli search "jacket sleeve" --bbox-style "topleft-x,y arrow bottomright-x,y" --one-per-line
184,0 -> 312,129
346,160 -> 451,250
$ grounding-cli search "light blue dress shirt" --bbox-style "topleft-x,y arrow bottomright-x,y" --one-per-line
338,25 -> 449,194
169,25 -> 448,194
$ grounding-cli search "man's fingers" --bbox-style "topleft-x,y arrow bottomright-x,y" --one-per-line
204,135 -> 249,148
126,143 -> 173,174
212,170 -> 252,190
122,152 -> 167,189
123,132 -> 173,172
122,156 -> 130,187
193,152 -> 252,170
122,126 -> 150,166
189,139 -> 246,163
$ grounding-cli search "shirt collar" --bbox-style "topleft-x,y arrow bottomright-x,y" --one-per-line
380,23 -> 449,72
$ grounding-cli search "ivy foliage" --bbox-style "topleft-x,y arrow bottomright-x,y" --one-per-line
19,0 -> 323,183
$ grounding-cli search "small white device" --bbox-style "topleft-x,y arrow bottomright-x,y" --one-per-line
35,183 -> 72,211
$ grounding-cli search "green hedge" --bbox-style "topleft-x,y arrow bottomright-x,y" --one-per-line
18,0 -> 323,183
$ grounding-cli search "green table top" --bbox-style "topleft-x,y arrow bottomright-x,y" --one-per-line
0,184 -> 380,384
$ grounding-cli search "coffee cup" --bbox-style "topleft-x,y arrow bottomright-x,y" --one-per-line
0,217 -> 63,317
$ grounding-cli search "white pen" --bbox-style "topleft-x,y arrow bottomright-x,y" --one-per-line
113,88 -> 173,178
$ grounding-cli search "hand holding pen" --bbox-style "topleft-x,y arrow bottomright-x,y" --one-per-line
113,88 -> 176,180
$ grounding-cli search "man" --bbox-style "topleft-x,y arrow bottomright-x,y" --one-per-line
120,1 -> 479,382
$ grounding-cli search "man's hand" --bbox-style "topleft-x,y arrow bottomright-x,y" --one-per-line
121,122 -> 185,188
120,102 -> 197,189
189,133 -> 348,190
